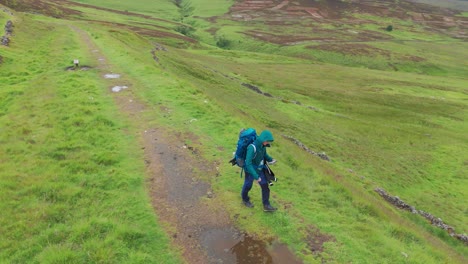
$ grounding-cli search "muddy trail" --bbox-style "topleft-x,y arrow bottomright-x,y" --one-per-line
71,26 -> 302,263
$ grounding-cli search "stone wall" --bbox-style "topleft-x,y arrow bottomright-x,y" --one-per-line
375,187 -> 467,244
1,20 -> 13,46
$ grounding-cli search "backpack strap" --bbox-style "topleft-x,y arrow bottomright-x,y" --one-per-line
240,144 -> 257,178
251,144 -> 257,157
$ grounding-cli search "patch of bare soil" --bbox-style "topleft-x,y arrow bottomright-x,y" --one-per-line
143,128 -> 234,263
302,225 -> 335,254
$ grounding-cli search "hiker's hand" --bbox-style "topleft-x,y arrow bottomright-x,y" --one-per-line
257,178 -> 261,183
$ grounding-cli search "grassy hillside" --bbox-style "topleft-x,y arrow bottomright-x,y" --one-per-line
1,0 -> 467,263
0,8 -> 182,264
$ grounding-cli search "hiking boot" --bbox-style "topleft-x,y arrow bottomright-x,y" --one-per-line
263,205 -> 277,212
243,201 -> 254,208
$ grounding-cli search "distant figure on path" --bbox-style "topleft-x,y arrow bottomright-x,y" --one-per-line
73,59 -> 79,68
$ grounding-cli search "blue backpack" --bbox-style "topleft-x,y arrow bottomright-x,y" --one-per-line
229,128 -> 257,171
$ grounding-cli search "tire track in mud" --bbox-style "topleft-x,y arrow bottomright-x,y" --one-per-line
70,25 -> 303,263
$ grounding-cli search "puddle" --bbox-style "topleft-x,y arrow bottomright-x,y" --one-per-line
200,228 -> 303,264
146,130 -> 302,263
104,73 -> 121,79
111,85 -> 128,92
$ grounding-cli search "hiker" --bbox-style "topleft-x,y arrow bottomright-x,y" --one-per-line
241,130 -> 277,212
73,59 -> 79,68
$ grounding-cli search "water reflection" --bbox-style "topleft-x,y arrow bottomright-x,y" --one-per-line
230,234 -> 272,263
200,228 -> 302,264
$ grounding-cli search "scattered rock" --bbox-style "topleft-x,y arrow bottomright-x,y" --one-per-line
151,43 -> 167,64
153,43 -> 167,51
241,82 -> 263,94
5,20 -> 13,34
2,8 -> 14,15
1,20 -> 13,46
1,35 -> 9,46
317,152 -> 330,161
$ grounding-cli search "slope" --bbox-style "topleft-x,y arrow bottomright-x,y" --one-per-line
1,0 -> 467,263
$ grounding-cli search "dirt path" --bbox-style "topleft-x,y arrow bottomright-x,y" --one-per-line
70,24 -> 304,264
70,25 -> 237,263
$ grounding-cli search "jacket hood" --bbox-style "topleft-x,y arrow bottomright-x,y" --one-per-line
257,130 -> 274,143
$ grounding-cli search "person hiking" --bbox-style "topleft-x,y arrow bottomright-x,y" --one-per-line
241,130 -> 277,212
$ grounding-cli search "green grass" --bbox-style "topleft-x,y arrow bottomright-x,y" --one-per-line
0,14 -> 182,263
1,11 -> 8,25
70,0 -> 178,19
116,45 -> 466,262
2,0 -> 468,263
65,2 -> 180,30
168,46 -> 466,258
69,0 -> 233,20
190,0 -> 234,17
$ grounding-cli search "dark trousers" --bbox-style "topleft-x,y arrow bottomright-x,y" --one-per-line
241,170 -> 270,206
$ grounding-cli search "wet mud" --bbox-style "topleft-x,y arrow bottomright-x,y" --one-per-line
143,128 -> 303,263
